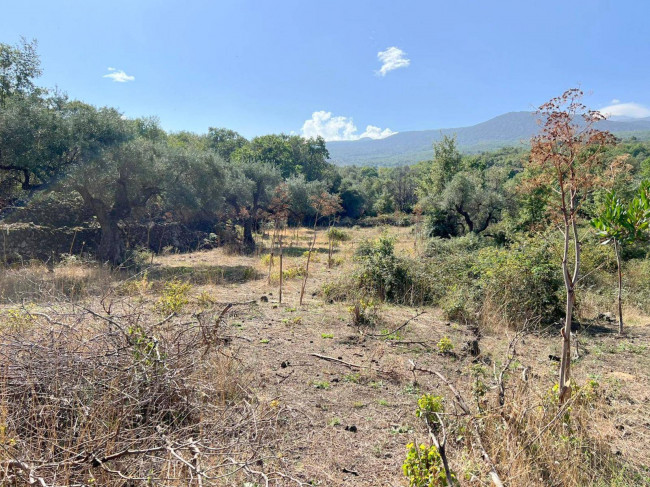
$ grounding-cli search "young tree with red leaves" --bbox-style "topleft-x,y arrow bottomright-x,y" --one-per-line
299,192 -> 342,306
526,88 -> 623,402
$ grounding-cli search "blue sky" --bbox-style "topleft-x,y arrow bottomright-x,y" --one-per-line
3,0 -> 649,140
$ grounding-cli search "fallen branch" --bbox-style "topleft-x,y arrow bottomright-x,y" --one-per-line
309,353 -> 391,377
364,311 -> 426,338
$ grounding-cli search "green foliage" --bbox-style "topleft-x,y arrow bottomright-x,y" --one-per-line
355,235 -> 411,302
417,136 -> 513,236
380,328 -> 402,340
347,297 -> 380,327
156,280 -> 191,315
436,337 -> 454,354
0,38 -> 42,103
469,240 -> 562,328
591,183 -> 650,246
402,443 -> 452,487
415,394 -> 444,424
312,380 -> 330,390
2,306 -> 35,331
326,227 -> 350,243
206,127 -> 248,161
425,235 -> 562,328
127,324 -> 159,366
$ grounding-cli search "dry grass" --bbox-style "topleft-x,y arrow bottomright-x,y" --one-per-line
0,224 -> 648,486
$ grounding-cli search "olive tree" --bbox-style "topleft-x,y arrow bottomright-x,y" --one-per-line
224,161 -> 281,252
67,137 -> 171,264
0,38 -> 42,105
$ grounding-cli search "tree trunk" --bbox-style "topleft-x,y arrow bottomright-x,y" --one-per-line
279,250 -> 283,304
300,224 -> 318,306
615,239 -> 624,335
242,218 -> 255,253
328,237 -> 333,269
558,222 -> 574,403
455,204 -> 474,233
559,286 -> 574,399
97,217 -> 125,265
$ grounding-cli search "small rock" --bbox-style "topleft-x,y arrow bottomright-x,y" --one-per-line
465,340 -> 480,356
345,425 -> 357,433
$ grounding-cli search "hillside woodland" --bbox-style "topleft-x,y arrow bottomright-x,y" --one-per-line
1,39 -> 649,486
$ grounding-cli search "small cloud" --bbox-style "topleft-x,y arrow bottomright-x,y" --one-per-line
301,111 -> 396,142
611,99 -> 620,104
599,101 -> 650,119
103,67 -> 134,83
360,125 -> 397,139
376,46 -> 410,76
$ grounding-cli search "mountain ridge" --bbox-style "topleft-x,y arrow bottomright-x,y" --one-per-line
325,111 -> 650,166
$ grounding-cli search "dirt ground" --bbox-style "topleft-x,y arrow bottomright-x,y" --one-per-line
2,225 -> 648,485
151,225 -> 650,485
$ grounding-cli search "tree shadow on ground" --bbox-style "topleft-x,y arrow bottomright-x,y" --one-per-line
147,265 -> 261,285
272,246 -> 337,257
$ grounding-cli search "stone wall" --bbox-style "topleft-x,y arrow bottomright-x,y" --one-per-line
0,223 -> 100,263
0,223 -> 208,263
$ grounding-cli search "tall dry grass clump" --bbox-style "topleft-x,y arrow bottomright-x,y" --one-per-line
409,333 -> 646,487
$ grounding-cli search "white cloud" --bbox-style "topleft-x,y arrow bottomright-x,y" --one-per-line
103,67 -> 135,83
610,99 -> 620,104
376,46 -> 410,76
301,111 -> 396,141
360,125 -> 397,139
599,101 -> 650,119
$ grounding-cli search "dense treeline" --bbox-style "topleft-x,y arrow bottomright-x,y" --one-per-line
2,39 -> 650,266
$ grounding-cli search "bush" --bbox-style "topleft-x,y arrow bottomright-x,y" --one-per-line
355,235 -> 413,303
327,227 -> 351,243
426,235 -> 562,329
470,239 -> 562,329
625,258 -> 650,313
403,443 -> 451,487
0,304 -> 263,486
156,279 -> 192,315
424,208 -> 461,238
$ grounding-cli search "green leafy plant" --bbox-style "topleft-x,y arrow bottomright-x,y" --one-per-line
591,182 -> 650,334
437,337 -> 454,354
156,279 -> 191,315
403,443 -> 452,487
348,297 -> 379,327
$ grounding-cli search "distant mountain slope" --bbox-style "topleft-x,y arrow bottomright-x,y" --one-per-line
326,112 -> 650,166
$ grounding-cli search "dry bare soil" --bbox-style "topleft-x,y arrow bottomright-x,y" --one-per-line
1,225 -> 648,486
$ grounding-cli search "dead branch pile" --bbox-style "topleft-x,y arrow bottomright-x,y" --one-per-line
0,303 -> 293,486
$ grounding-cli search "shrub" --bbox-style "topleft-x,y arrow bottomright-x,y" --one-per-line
625,258 -> 650,313
355,235 -> 413,302
436,337 -> 454,354
326,227 -> 351,243
348,297 -> 380,328
156,279 -> 192,315
470,239 -> 562,329
402,443 -> 451,487
0,304 -> 260,486
425,235 -> 563,329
